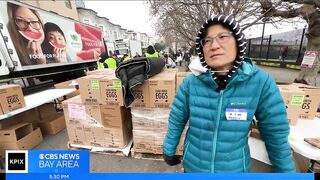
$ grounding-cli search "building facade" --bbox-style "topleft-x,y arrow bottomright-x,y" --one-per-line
20,0 -> 79,20
76,5 -> 150,56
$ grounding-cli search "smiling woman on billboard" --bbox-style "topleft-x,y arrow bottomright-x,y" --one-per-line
7,3 -> 46,66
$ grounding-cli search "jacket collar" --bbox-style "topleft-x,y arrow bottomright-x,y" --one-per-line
189,57 -> 257,88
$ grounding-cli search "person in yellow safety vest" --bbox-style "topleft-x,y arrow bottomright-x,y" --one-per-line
97,52 -> 117,70
145,45 -> 159,58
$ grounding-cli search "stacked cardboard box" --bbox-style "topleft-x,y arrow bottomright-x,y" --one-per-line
54,79 -> 80,99
292,83 -> 320,120
131,107 -> 186,155
131,70 -> 177,108
62,96 -> 131,148
0,123 -> 43,156
0,84 -> 26,115
131,69 -> 189,155
278,84 -> 305,125
63,70 -> 132,149
278,83 -> 320,125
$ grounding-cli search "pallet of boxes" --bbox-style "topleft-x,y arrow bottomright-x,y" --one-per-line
64,69 -> 132,156
249,83 -> 320,172
251,83 -> 320,137
130,70 -> 192,159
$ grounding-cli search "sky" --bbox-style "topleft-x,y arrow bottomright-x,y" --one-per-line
84,1 -> 307,40
84,1 -> 156,36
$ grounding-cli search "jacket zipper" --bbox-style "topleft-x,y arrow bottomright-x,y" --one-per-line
242,146 -> 246,172
211,90 -> 224,172
182,141 -> 190,161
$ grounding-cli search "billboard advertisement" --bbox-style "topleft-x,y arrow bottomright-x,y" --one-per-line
0,1 -> 105,70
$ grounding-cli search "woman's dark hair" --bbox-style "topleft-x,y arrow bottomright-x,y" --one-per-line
44,22 -> 65,38
164,54 -> 168,58
146,45 -> 155,54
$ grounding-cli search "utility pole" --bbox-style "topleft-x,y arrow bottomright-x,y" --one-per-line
259,19 -> 266,59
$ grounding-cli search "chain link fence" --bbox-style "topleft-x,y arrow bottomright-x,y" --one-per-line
246,28 -> 307,65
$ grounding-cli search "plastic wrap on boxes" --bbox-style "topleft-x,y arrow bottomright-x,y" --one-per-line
131,107 -> 186,155
62,96 -> 132,149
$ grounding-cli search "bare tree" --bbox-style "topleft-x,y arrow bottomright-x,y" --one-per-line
149,0 -> 319,85
148,0 -> 265,47
259,0 -> 320,86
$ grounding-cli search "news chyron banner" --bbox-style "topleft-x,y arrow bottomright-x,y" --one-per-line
5,150 -> 89,175
3,150 -> 317,180
0,1 -> 105,70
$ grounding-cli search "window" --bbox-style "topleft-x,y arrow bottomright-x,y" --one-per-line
98,25 -> 105,36
113,31 -> 118,39
83,18 -> 91,25
65,0 -> 72,9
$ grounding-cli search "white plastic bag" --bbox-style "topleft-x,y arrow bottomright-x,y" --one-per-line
176,56 -> 182,62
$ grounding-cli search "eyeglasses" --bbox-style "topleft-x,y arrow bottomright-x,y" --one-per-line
200,32 -> 233,48
14,18 -> 41,31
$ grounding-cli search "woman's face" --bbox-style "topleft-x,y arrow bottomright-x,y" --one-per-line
14,7 -> 44,40
202,24 -> 237,71
47,31 -> 66,46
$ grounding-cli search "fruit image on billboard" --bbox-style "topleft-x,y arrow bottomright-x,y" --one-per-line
74,22 -> 105,61
0,1 -> 105,69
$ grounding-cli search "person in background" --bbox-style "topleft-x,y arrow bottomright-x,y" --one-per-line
97,52 -> 117,70
175,49 -> 183,67
163,15 -> 295,172
7,3 -> 46,65
164,54 -> 176,68
42,22 -> 70,63
145,45 -> 159,58
281,46 -> 289,61
183,50 -> 191,71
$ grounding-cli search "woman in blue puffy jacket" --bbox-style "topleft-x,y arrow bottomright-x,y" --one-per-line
162,15 -> 296,173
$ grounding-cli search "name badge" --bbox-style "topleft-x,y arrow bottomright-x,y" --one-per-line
225,108 -> 248,121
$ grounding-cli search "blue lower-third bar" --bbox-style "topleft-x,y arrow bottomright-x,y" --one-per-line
6,173 -> 315,180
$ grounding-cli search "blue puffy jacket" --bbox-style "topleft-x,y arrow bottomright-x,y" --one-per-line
163,58 -> 296,172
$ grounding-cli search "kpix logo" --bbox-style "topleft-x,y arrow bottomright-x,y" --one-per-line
6,150 -> 28,173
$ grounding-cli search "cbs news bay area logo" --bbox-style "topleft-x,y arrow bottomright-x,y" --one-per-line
38,153 -> 80,168
6,150 -> 88,173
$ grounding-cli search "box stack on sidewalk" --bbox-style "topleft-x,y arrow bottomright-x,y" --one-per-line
131,69 -> 191,156
0,84 -> 43,157
277,83 -> 320,125
250,83 -> 320,140
63,69 -> 132,150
